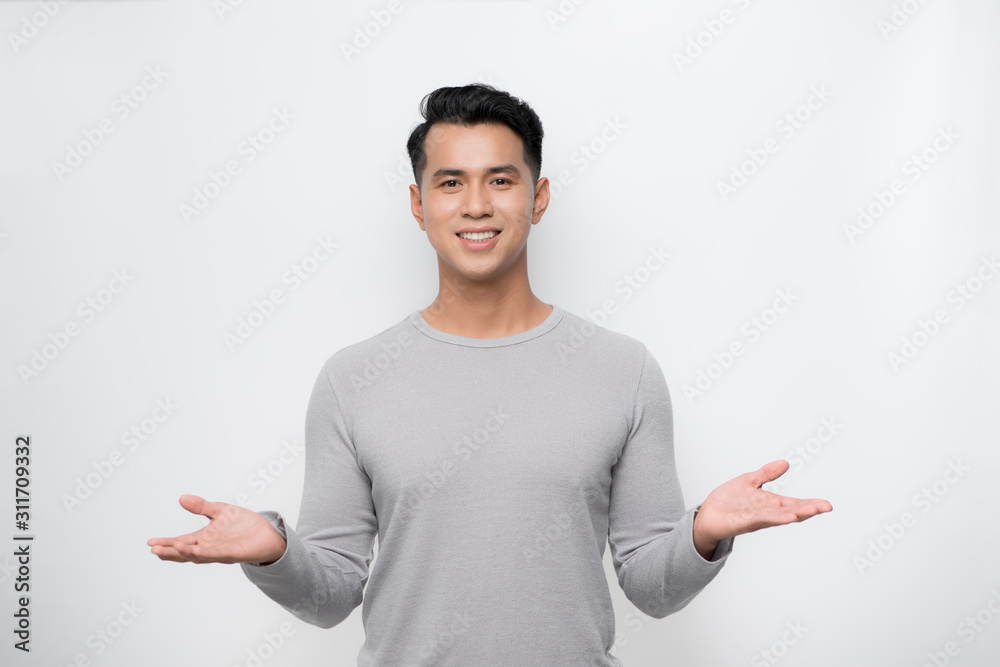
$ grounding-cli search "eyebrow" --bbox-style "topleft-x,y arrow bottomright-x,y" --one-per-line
430,164 -> 522,181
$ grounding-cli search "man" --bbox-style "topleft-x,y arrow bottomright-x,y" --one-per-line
148,83 -> 832,665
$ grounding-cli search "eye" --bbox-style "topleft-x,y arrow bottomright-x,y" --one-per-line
494,178 -> 509,186
442,180 -> 459,188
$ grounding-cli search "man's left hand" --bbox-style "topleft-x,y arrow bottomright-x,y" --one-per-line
692,459 -> 833,559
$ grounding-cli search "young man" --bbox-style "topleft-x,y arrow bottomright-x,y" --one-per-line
148,83 -> 832,665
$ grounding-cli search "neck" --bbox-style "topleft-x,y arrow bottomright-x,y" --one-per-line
420,274 -> 551,339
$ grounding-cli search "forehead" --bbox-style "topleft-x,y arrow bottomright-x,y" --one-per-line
423,122 -> 525,168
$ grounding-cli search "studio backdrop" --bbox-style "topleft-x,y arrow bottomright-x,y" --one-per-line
1,1 -> 998,666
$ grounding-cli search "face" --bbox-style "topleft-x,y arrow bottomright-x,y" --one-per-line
409,122 -> 549,286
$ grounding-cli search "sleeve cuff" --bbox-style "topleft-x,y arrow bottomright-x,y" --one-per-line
243,510 -> 291,568
688,504 -> 734,565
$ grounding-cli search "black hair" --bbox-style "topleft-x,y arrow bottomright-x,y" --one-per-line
406,83 -> 544,189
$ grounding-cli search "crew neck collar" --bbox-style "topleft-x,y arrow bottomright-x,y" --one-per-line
408,303 -> 563,348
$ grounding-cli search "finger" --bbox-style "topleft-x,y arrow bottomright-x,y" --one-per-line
175,533 -> 201,546
186,542 -> 237,564
180,541 -> 236,564
773,503 -> 829,525
747,460 -> 790,487
775,511 -> 801,525
737,510 -> 796,533
179,494 -> 218,519
173,541 -> 210,564
788,507 -> 824,523
798,501 -> 834,518
147,532 -> 200,549
150,544 -> 189,563
778,496 -> 834,513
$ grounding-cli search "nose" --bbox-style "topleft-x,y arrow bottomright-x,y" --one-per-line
461,182 -> 494,218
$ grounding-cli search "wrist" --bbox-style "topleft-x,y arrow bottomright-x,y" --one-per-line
692,509 -> 720,560
257,537 -> 287,566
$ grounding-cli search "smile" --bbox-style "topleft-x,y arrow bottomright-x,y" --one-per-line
456,230 -> 501,249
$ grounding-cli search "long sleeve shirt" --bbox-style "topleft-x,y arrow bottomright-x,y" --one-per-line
240,303 -> 734,666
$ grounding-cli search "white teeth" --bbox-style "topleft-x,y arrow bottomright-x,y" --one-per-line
458,231 -> 498,241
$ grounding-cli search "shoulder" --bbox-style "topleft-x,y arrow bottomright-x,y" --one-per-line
554,306 -> 651,375
315,312 -> 416,381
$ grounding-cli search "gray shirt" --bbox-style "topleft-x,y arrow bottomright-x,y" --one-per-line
241,303 -> 734,666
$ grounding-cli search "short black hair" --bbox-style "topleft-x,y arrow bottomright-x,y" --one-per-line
406,83 -> 544,190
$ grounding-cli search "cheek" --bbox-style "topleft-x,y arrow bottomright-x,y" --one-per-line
425,197 -> 461,222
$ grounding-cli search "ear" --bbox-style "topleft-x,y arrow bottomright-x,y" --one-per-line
531,176 -> 550,225
409,183 -> 425,231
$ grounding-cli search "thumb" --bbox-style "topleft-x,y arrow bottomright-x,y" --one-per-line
748,460 -> 789,487
178,494 -> 217,519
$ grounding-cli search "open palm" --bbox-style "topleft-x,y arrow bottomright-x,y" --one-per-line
694,460 -> 833,546
147,494 -> 286,565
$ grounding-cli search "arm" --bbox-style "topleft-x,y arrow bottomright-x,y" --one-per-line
608,346 -> 734,620
239,361 -> 378,629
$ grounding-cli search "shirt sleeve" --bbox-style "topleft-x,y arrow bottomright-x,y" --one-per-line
607,345 -> 734,619
239,360 -> 378,629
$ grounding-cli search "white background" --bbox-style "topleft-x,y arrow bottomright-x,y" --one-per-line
2,1 -> 999,665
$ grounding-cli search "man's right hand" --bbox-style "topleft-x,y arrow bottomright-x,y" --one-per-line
147,494 -> 287,565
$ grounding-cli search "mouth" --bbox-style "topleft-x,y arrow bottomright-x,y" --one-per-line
456,229 -> 501,249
